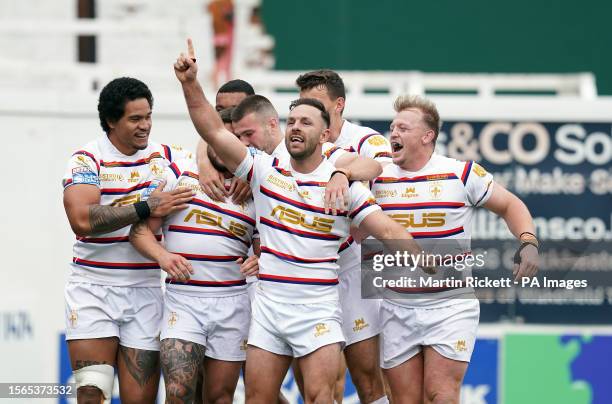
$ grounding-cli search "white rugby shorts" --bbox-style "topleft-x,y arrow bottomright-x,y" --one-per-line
248,291 -> 345,358
161,291 -> 250,361
380,298 -> 479,368
65,282 -> 162,351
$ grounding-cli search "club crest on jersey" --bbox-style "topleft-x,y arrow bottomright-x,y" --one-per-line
352,318 -> 370,332
367,135 -> 387,146
472,163 -> 488,178
314,323 -> 330,337
429,182 -> 443,200
149,162 -> 164,178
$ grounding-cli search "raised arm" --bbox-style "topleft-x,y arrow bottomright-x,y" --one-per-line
174,39 -> 246,173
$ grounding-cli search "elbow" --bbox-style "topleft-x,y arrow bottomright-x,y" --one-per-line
70,220 -> 91,237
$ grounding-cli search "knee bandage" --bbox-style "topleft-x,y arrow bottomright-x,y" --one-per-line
369,396 -> 390,404
73,364 -> 114,404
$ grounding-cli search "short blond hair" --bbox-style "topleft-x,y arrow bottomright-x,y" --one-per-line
393,95 -> 441,137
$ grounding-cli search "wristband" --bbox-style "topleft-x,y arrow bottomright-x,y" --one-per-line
134,201 -> 151,220
330,169 -> 350,181
519,231 -> 537,239
513,241 -> 539,264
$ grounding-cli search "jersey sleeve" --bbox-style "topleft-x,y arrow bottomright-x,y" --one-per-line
234,148 -> 271,188
322,142 -> 350,166
347,182 -> 382,227
356,133 -> 392,163
462,161 -> 494,207
165,158 -> 193,192
161,144 -> 195,163
62,150 -> 100,189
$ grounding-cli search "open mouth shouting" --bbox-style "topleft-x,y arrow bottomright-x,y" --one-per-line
289,133 -> 305,145
391,140 -> 404,153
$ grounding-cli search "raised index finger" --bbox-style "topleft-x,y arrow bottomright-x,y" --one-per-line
187,38 -> 196,59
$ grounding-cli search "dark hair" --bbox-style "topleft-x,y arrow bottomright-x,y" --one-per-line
231,94 -> 278,122
98,77 -> 153,134
217,79 -> 255,96
295,69 -> 346,100
218,107 -> 235,124
289,98 -> 330,128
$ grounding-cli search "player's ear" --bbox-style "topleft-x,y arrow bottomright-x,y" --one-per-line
335,97 -> 345,114
320,128 -> 331,144
422,129 -> 435,145
268,116 -> 279,130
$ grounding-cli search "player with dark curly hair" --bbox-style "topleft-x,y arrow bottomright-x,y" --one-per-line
62,77 -> 194,404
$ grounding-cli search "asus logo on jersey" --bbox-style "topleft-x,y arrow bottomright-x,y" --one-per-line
270,206 -> 335,233
390,212 -> 446,228
111,194 -> 141,207
184,209 -> 248,237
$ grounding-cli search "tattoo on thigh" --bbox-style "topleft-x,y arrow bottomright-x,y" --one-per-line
74,360 -> 108,370
160,339 -> 206,402
119,346 -> 160,387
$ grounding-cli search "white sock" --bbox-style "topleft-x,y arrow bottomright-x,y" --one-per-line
369,396 -> 389,404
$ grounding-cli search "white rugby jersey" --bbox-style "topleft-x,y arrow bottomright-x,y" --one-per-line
162,160 -> 257,297
235,151 -> 380,303
335,120 -> 392,163
271,140 -> 361,274
62,135 -> 193,287
371,153 -> 494,304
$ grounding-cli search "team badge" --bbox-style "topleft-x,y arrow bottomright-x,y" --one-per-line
429,182 -> 442,200
168,312 -> 178,328
68,310 -> 78,328
367,135 -> 387,146
472,163 -> 488,178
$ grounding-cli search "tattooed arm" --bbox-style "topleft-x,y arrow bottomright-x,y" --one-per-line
63,181 -> 194,236
160,338 -> 206,403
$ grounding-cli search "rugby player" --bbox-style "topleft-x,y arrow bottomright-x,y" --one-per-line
130,107 -> 259,403
229,94 -> 383,206
62,77 -> 194,403
196,79 -> 255,203
173,39 -> 424,404
370,95 -> 539,404
296,69 -> 392,403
